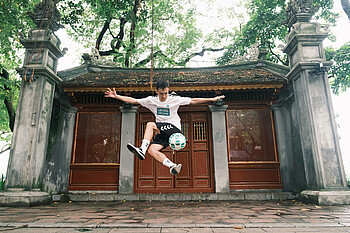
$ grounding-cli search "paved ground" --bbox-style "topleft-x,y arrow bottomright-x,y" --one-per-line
0,200 -> 349,232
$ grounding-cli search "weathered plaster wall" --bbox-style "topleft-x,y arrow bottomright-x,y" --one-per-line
273,86 -> 307,193
42,87 -> 76,194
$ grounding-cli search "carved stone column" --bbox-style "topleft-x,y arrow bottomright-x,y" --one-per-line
282,0 -> 349,204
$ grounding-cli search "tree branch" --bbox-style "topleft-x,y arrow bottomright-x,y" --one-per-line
0,146 -> 10,155
267,42 -> 288,66
0,68 -> 16,132
95,18 -> 112,50
135,47 -> 225,67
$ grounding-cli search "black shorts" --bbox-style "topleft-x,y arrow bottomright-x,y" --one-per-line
152,122 -> 181,149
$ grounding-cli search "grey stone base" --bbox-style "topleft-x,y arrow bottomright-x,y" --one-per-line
0,191 -> 51,207
300,190 -> 350,205
65,190 -> 296,202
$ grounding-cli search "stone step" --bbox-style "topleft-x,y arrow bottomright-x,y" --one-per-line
63,191 -> 296,202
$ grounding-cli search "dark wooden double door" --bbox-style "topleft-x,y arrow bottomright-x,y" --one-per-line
135,110 -> 214,193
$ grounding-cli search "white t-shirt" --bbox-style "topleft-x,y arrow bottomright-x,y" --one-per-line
137,95 -> 191,130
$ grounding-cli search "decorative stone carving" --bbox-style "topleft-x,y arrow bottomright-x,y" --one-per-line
82,48 -> 121,67
229,43 -> 260,64
28,0 -> 63,31
284,0 -> 318,29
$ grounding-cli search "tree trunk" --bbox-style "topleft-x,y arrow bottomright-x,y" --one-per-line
96,19 -> 111,50
341,0 -> 350,21
125,0 -> 140,67
0,68 -> 16,132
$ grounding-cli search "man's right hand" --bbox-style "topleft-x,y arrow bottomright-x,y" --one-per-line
105,88 -> 117,98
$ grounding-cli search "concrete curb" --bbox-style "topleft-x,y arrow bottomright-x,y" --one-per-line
0,222 -> 349,229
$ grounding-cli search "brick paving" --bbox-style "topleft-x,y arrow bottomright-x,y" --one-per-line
0,200 -> 349,232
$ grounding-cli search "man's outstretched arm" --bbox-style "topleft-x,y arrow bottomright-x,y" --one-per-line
104,87 -> 139,105
190,95 -> 225,105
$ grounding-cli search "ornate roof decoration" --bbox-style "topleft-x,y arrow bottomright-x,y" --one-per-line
82,48 -> 122,67
229,43 -> 260,64
28,0 -> 63,31
284,0 -> 318,29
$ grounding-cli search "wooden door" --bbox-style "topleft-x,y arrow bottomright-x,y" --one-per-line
135,111 -> 214,193
68,110 -> 121,191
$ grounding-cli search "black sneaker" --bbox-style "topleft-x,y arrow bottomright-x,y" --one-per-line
127,143 -> 145,160
170,164 -> 182,175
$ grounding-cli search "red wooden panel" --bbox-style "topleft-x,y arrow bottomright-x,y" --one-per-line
176,179 -> 191,187
192,113 -> 206,121
69,165 -> 119,191
139,179 -> 154,187
158,179 -> 172,187
139,155 -> 154,178
228,164 -> 282,189
229,168 -> 280,182
70,169 -> 118,184
193,142 -> 207,149
194,151 -> 209,176
157,160 -> 172,178
195,179 -> 210,187
140,114 -> 154,122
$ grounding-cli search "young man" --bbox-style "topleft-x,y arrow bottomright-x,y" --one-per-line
105,80 -> 225,175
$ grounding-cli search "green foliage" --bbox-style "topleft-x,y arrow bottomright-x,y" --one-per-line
216,0 -> 339,66
58,0 -> 201,68
326,42 -> 350,95
216,0 -> 288,65
0,0 -> 37,137
0,174 -> 4,190
215,0 -> 350,94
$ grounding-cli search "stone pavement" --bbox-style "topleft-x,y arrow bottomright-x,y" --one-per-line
0,200 -> 349,232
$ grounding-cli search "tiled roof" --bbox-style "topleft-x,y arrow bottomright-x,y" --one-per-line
60,65 -> 287,88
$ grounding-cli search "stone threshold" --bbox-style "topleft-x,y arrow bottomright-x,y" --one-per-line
63,190 -> 296,202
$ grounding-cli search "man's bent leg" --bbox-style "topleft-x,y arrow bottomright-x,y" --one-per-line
148,144 -> 182,175
140,122 -> 160,153
128,122 -> 159,160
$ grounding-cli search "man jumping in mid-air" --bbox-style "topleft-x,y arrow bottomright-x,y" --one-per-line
105,80 -> 225,175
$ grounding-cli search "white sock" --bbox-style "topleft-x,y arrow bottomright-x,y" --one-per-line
140,139 -> 150,153
163,158 -> 176,168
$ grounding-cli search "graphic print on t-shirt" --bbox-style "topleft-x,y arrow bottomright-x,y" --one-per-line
157,107 -> 170,116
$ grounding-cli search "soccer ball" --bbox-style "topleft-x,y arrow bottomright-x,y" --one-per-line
169,133 -> 186,151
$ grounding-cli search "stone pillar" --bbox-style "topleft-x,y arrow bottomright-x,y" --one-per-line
118,106 -> 138,194
2,1 -> 65,206
282,0 -> 349,204
209,105 -> 230,193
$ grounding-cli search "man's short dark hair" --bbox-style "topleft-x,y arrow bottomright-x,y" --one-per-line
156,80 -> 169,90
